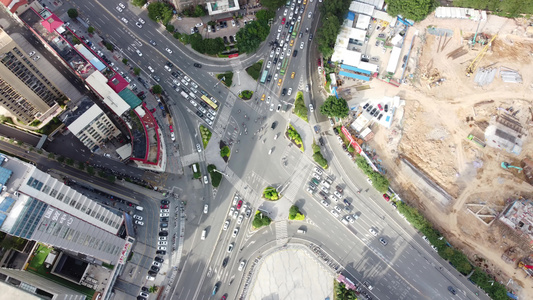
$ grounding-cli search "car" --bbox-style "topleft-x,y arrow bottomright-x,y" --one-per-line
164,47 -> 173,54
448,286 -> 457,295
245,209 -> 252,218
287,88 -> 292,96
370,108 -> 377,115
28,51 -> 35,57
362,103 -> 369,110
308,12 -> 312,18
378,104 -> 383,111
237,200 -> 243,209
366,105 -> 373,112
133,215 -> 143,221
196,144 -> 202,152
229,207 -> 235,218
308,104 -> 314,112
321,200 -> 329,207
160,212 -> 169,217
203,175 -> 209,184
282,17 -> 286,25
138,18 -> 146,25
300,42 -> 304,49
369,228 -> 377,236
222,257 -> 229,268
194,63 -> 202,68
266,61 -> 271,69
160,223 -> 168,228
157,246 -> 167,251
330,209 -> 339,217
232,228 -> 239,238
135,220 -> 144,226
309,34 -> 313,41
156,250 -> 166,255
346,215 -> 354,223
161,200 -> 169,205
135,22 -> 142,28
223,220 -> 230,230
146,275 -> 155,281
233,210 -> 239,219
382,194 -> 390,201
377,114 -> 383,121
270,103 -> 274,111
431,245 -> 439,252
152,261 -> 162,269
121,17 -> 128,24
281,88 -> 286,96
277,62 -> 282,70
237,214 -> 244,225
136,49 -> 143,56
422,235 -> 430,244
118,2 -> 125,9
238,260 -> 246,271
203,204 -> 209,214
384,104 -> 389,112
293,50 -> 298,57
227,243 -> 234,253
33,55 -> 40,61
231,19 -> 236,26
277,104 -> 281,112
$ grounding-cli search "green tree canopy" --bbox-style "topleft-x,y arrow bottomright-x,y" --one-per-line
151,85 -> 162,94
454,0 -> 533,18
319,96 -> 349,118
132,0 -> 147,7
263,187 -> 280,200
385,0 -> 438,22
220,146 -> 230,158
147,2 -> 173,24
133,67 -> 141,76
67,8 -> 78,18
289,205 -> 305,220
256,9 -> 276,21
236,19 -> 270,54
260,0 -> 286,10
88,26 -> 95,34
253,212 -> 272,228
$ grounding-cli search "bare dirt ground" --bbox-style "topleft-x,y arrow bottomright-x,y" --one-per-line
362,13 -> 533,298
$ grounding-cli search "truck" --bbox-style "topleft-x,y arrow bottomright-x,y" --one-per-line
322,180 -> 331,189
180,91 -> 189,99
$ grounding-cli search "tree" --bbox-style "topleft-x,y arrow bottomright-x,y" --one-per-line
313,152 -> 328,169
152,85 -> 162,94
88,26 -> 95,34
132,0 -> 147,7
260,0 -> 286,10
105,42 -> 114,51
67,8 -> 78,19
122,58 -> 128,65
193,5 -> 206,17
236,19 -> 270,53
320,96 -> 349,118
385,0 -> 438,22
72,37 -> 81,45
166,24 -> 175,32
253,212 -> 272,228
317,14 -> 340,58
147,2 -> 174,24
256,9 -> 276,21
263,187 -> 280,200
289,205 -> 305,220
133,67 -> 141,76
220,146 -> 230,158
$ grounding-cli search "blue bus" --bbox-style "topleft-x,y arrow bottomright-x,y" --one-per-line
260,70 -> 268,84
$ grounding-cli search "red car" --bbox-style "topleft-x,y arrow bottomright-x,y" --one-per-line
169,125 -> 174,132
220,295 -> 227,300
160,205 -> 169,209
281,17 -> 286,25
237,200 -> 243,209
378,104 -> 383,111
382,194 -> 390,202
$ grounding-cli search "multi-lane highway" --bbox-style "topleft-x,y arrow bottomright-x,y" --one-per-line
16,1 -> 489,299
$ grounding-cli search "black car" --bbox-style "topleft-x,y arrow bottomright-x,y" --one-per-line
370,108 -> 377,115
155,256 -> 164,263
363,103 -> 369,110
384,104 -> 388,112
267,75 -> 272,82
377,114 -> 383,120
293,50 -> 298,57
373,109 -> 380,117
156,250 -> 166,255
196,111 -> 204,118
281,88 -> 287,96
149,40 -> 157,46
159,231 -> 168,236
141,286 -> 149,292
200,90 -> 209,96
193,63 -> 202,68
223,36 -> 228,44
319,137 -> 324,146
199,101 -> 208,108
148,270 -> 157,276
222,257 -> 229,267
298,32 -> 303,38
448,286 -> 457,295
273,57 -> 278,64
160,217 -> 169,222
152,75 -> 161,82
166,61 -> 173,68
160,222 -> 168,228
150,266 -> 160,272
161,200 -> 169,205
271,121 -> 277,129
309,34 -> 313,41
139,94 -> 146,100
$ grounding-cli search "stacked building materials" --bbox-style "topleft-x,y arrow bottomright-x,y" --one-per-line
500,67 -> 522,83
474,68 -> 497,86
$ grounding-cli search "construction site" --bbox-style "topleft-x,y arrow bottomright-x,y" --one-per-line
343,10 -> 533,299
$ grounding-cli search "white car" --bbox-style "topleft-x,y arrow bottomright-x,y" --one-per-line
160,213 -> 169,217
274,133 -> 279,140
237,214 -> 244,225
283,9 -> 288,16
165,48 -> 173,54
139,18 -> 145,24
346,215 -> 354,223
369,228 -> 378,236
321,200 -> 329,207
203,175 -> 208,184
118,2 -> 125,9
314,167 -> 323,175
270,103 -> 274,111
231,20 -> 236,26
309,104 -> 314,112
135,22 -> 142,28
158,237 -> 167,242
134,220 -> 144,226
308,12 -> 312,18
280,52 -> 284,60
276,47 -> 281,55
28,51 -> 35,56
233,210 -> 238,219
133,215 -> 143,221
278,25 -> 283,32
330,209 -> 339,217
157,246 -> 167,251
227,243 -> 234,253
116,6 -> 123,12
158,241 -> 168,246
229,207 -> 235,217
203,204 -> 209,214
121,17 -> 128,24
33,55 -> 40,61
136,49 -> 143,56
266,96 -> 271,104
334,191 -> 342,198
266,61 -> 272,69
277,62 -> 282,70
147,66 -> 154,73
238,260 -> 246,271
196,144 -> 202,152
300,42 -> 304,49
190,100 -> 198,107
232,228 -> 239,238
287,88 -> 292,96
161,209 -> 170,213
270,50 -> 274,58
223,220 -> 230,230
233,196 -> 239,206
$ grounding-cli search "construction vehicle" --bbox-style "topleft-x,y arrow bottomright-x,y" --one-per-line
501,162 -> 523,172
518,261 -> 533,269
466,34 -> 497,76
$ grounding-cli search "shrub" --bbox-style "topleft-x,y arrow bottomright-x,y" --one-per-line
65,158 -> 74,166
132,0 -> 147,7
67,8 -> 78,18
246,61 -> 263,80
199,125 -> 212,148
88,26 -> 95,34
293,92 -> 308,122
122,58 -> 128,65
166,24 -> 175,32
105,42 -> 114,51
287,124 -> 304,151
239,90 -> 253,100
220,146 -> 230,158
173,32 -> 181,39
263,187 -> 279,200
252,211 -> 271,228
208,164 -> 222,187
217,72 -> 233,87
312,142 -> 328,169
151,85 -> 162,95
289,205 -> 305,220
72,38 -> 81,45
134,67 -> 141,76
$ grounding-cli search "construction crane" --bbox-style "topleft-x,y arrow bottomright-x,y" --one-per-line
466,34 -> 497,76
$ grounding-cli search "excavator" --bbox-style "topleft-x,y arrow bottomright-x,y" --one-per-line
501,162 -> 523,172
466,34 -> 497,76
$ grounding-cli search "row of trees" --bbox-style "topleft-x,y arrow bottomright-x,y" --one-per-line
316,0 -> 351,58
187,33 -> 226,55
385,0 -> 438,22
354,155 -> 389,193
454,0 -> 533,17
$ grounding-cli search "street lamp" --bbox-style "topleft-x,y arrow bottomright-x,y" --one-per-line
211,168 -> 228,177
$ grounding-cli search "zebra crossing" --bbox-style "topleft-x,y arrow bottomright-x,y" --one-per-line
275,221 -> 288,246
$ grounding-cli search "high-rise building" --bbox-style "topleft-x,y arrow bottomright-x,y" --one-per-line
0,154 -> 126,263
0,28 -> 65,123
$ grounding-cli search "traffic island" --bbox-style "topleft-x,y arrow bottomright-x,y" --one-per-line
293,92 -> 308,122
200,125 -> 211,148
219,141 -> 230,163
262,186 -> 280,201
285,124 -> 304,152
288,205 -> 305,221
238,90 -> 254,100
252,211 -> 272,229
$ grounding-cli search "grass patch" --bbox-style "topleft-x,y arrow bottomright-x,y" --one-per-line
238,90 -> 253,100
312,142 -> 328,169
217,72 -> 233,87
208,164 -> 222,187
286,124 -> 304,152
191,163 -> 201,179
28,244 -> 95,298
289,205 -> 305,220
252,210 -> 272,229
293,92 -> 308,122
246,60 -> 263,80
199,125 -> 212,148
263,186 -> 280,200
